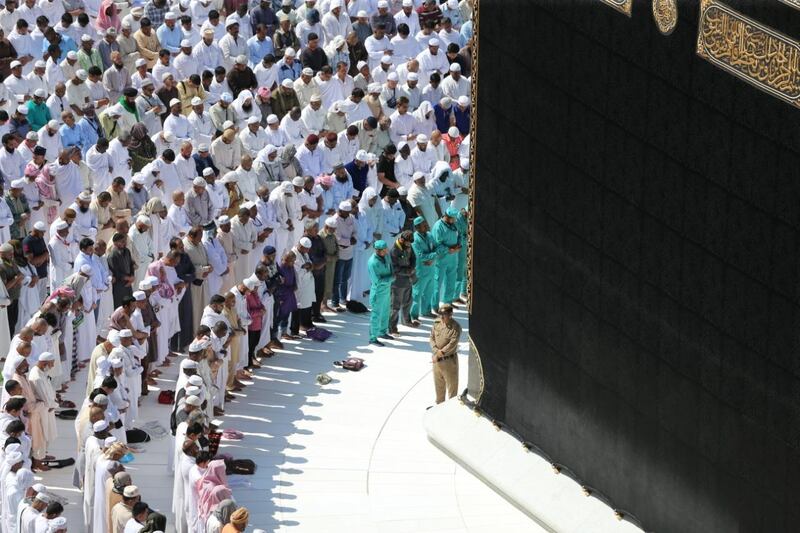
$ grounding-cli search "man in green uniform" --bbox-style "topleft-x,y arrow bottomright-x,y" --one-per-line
410,216 -> 437,320
431,207 -> 461,309
367,239 -> 393,346
454,208 -> 469,302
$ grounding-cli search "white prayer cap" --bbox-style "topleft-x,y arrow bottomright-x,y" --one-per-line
190,96 -> 203,106
203,27 -> 214,35
242,200 -> 255,210
67,51 -> 78,60
33,88 -> 46,98
123,485 -> 140,497
76,69 -> 88,80
449,62 -> 461,72
9,60 -> 20,68
169,98 -> 181,107
93,420 -> 109,432
448,126 -> 460,138
217,215 -> 231,225
93,393 -> 109,405
47,119 -> 58,129
377,0 -> 388,7
165,11 -> 177,20
80,264 -> 93,275
31,483 -> 46,493
161,71 -> 173,82
185,394 -> 201,406
38,352 -> 55,362
133,291 -> 146,301
338,200 -> 352,211
310,93 -> 322,102
285,47 -> 296,57
198,143 -> 209,152
291,176 -> 304,186
55,220 -> 69,230
25,131 -> 39,143
244,276 -> 260,290
458,95 -> 470,106
301,67 -> 314,77
367,83 -> 381,94
188,340 -> 207,352
136,215 -> 151,225
180,39 -> 191,47
357,10 -> 368,17
0,243 -> 12,253
135,58 -> 147,67
222,120 -> 235,131
104,436 -> 117,446
219,173 -> 237,184
380,55 -> 392,65
16,105 -> 27,115
447,0 -> 458,7
397,186 -> 408,195
357,60 -> 367,70
183,359 -> 198,369
280,78 -> 293,89
33,220 -> 46,231
122,19 -> 131,29
408,72 -> 419,81
78,190 -> 92,201
299,237 -> 312,248
225,14 -> 239,27
460,157 -> 469,170
47,517 -> 67,532
428,38 -> 440,47
387,72 -> 398,82
35,492 -> 51,503
202,168 -> 215,178
247,115 -> 260,125
416,134 -> 428,143
235,54 -> 247,65
107,106 -> 122,117
402,0 -> 412,5
193,176 -> 207,187
413,171 -> 426,182
9,178 -> 24,188
110,357 -> 124,368
141,78 -> 154,88
144,275 -> 159,287
356,149 -> 369,162
138,280 -> 153,290
264,144 -> 278,155
132,174 -> 146,184
267,114 -> 279,124
119,328 -> 133,338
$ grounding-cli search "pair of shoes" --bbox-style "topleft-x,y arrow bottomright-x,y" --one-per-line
369,339 -> 384,347
380,334 -> 394,340
313,315 -> 327,323
389,329 -> 400,335
267,340 -> 284,350
409,320 -> 421,327
213,407 -> 225,416
224,393 -> 236,401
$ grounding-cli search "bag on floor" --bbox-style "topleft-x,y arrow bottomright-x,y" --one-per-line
346,300 -> 368,313
334,357 -> 364,371
42,457 -> 75,469
225,458 -> 256,475
55,409 -> 78,420
221,429 -> 244,440
306,327 -> 332,341
157,390 -> 175,404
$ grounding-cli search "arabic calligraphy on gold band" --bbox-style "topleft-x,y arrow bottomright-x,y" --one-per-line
653,0 -> 678,35
598,0 -> 632,17
696,0 -> 800,107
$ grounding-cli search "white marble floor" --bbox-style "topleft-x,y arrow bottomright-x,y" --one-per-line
37,307 -> 540,533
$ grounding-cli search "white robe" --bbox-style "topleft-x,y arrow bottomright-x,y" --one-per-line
28,365 -> 58,459
92,456 -> 112,533
82,436 -> 102,528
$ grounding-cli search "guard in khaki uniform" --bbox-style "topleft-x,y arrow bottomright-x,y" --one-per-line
429,303 -> 462,403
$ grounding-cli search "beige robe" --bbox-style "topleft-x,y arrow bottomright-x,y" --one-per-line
14,372 -> 46,460
28,365 -> 58,459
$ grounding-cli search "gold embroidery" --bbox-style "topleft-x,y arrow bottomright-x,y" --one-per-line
697,0 -> 800,106
598,0 -> 633,16
653,0 -> 678,35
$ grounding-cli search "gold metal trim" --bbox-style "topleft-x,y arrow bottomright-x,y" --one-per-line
777,0 -> 800,10
653,0 -> 678,35
598,0 -> 633,16
696,0 -> 800,108
467,0 -> 479,316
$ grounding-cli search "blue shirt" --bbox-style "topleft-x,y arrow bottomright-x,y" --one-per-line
460,20 -> 473,42
43,34 -> 78,56
344,161 -> 369,195
59,123 -> 82,150
156,23 -> 183,54
277,59 -> 301,83
453,105 -> 469,136
433,104 -> 453,134
247,35 -> 274,67
77,117 -> 103,156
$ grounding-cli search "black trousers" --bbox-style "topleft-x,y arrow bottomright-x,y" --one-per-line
290,307 -> 313,335
312,272 -> 325,318
390,284 -> 413,329
6,299 -> 18,333
248,330 -> 260,366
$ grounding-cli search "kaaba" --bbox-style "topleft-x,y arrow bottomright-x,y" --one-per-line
469,1 -> 800,532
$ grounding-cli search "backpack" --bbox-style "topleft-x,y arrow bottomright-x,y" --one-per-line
334,357 -> 364,371
158,390 -> 175,404
306,327 -> 332,341
225,458 -> 256,475
346,300 -> 368,313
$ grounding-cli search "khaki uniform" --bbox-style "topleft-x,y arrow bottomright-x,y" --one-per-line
429,317 -> 462,403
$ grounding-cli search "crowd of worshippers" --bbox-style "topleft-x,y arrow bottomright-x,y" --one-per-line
0,0 -> 474,531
